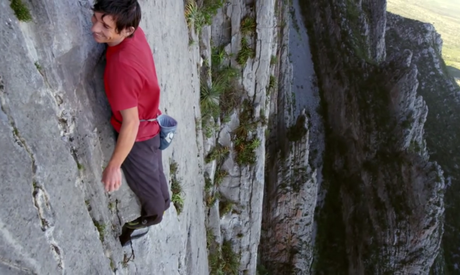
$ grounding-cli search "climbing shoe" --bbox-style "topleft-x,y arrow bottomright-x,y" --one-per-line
124,218 -> 148,230
119,227 -> 150,247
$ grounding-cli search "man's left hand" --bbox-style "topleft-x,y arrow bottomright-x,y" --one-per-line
102,164 -> 122,192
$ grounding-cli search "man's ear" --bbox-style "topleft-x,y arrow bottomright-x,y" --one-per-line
125,27 -> 135,37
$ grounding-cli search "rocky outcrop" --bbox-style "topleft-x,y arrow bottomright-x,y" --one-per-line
386,13 -> 460,274
0,0 -> 208,274
299,0 -> 445,273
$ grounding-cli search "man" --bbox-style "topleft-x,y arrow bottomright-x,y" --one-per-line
90,0 -> 170,246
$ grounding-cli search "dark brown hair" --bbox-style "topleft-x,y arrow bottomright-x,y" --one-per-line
93,0 -> 141,37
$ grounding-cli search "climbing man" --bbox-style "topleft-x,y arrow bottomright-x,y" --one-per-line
90,0 -> 170,246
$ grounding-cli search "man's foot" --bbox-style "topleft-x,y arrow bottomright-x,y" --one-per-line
125,217 -> 149,230
119,226 -> 150,246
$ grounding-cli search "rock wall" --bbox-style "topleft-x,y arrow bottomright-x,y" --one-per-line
199,0 -> 276,274
0,0 -> 208,274
386,12 -> 460,274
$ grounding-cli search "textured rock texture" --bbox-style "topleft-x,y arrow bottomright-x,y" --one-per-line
201,0 -> 277,274
0,0 -> 208,274
386,13 -> 460,274
299,0 -> 445,273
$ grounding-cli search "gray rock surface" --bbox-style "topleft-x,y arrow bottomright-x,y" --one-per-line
0,0 -> 207,274
201,0 -> 276,274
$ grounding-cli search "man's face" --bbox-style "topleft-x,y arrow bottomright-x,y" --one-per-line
91,12 -> 126,46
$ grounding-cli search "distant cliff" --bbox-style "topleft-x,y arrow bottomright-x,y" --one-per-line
298,0 -> 445,273
386,12 -> 460,274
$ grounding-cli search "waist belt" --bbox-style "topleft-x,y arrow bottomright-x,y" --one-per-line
113,116 -> 158,124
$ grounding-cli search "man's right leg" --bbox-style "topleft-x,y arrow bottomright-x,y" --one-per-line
119,135 -> 168,244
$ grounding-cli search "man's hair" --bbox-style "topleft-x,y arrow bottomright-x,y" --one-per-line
93,0 -> 141,37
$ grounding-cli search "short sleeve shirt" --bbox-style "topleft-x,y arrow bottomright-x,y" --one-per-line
104,27 -> 160,142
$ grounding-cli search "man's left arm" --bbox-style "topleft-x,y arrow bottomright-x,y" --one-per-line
102,107 -> 139,192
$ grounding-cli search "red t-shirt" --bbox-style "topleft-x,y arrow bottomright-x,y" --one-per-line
104,27 -> 160,142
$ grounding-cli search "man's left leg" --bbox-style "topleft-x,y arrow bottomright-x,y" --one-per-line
119,135 -> 170,245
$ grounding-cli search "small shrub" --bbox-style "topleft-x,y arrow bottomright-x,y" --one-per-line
236,37 -> 256,66
234,137 -> 261,165
214,169 -> 228,186
221,240 -> 240,275
240,16 -> 256,35
270,55 -> 278,65
170,160 -> 184,214
204,173 -> 213,192
212,46 -> 227,69
34,62 -> 42,71
268,75 -> 276,91
219,200 -> 234,216
184,1 -> 205,32
205,145 -> 230,163
200,82 -> 221,118
10,0 -> 32,21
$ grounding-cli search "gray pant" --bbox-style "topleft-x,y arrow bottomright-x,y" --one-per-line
121,134 -> 170,226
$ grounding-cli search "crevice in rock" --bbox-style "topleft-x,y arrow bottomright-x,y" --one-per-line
0,257 -> 36,275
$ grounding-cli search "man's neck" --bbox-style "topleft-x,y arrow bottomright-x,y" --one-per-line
107,38 -> 126,47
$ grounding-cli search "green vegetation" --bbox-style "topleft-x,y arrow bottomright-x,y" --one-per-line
200,47 -> 241,123
234,137 -> 260,165
205,145 -> 230,163
268,75 -> 276,91
92,220 -> 106,242
200,82 -> 221,118
240,16 -> 257,36
10,0 -> 32,21
34,62 -> 42,71
184,0 -> 224,33
232,100 -> 262,166
207,231 -> 241,275
219,199 -> 234,216
170,160 -> 184,215
387,0 -> 460,83
214,169 -> 228,186
236,37 -> 256,66
270,55 -> 278,66
110,258 -> 115,271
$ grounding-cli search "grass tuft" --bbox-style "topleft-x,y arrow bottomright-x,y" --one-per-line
241,16 -> 257,36
10,0 -> 32,21
236,37 -> 256,66
205,145 -> 230,163
170,160 -> 184,215
92,220 -> 106,242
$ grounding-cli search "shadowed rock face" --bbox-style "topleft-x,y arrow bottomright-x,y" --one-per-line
297,0 -> 445,274
386,12 -> 460,274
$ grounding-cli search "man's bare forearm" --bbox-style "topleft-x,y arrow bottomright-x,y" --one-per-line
109,120 -> 139,167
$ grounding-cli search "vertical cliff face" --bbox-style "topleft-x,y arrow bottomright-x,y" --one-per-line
299,0 -> 445,273
386,13 -> 460,273
0,0 -> 209,274
197,0 -> 277,274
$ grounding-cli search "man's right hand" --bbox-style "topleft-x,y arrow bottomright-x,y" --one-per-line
102,163 -> 122,192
